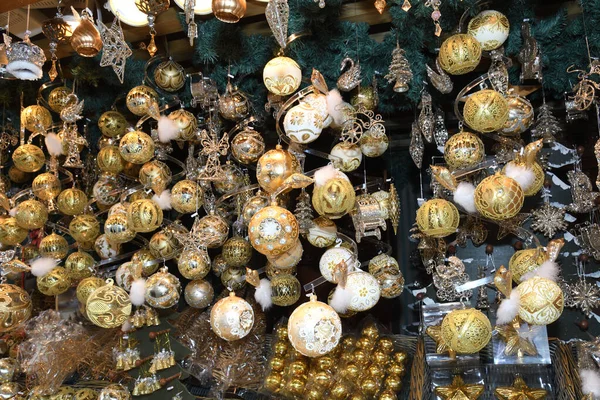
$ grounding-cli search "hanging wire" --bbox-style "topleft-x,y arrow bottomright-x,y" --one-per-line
581,1 -> 594,68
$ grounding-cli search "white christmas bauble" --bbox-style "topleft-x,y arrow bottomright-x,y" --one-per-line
263,56 -> 302,96
283,102 -> 324,144
301,93 -> 333,128
346,270 -> 381,312
329,142 -> 362,172
210,292 -> 254,341
306,216 -> 337,248
115,262 -> 141,291
319,247 -> 355,283
467,10 -> 510,51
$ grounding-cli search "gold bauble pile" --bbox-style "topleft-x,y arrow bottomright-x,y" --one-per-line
271,274 -> 301,307
21,105 -> 52,132
97,145 -> 125,174
312,175 -> 356,220
98,111 -> 128,138
47,86 -> 73,113
154,59 -> 185,92
139,160 -> 172,194
86,280 -> 132,328
416,198 -> 459,238
126,85 -> 158,116
467,10 -> 510,51
256,145 -> 298,193
76,276 -> 105,304
132,249 -> 158,277
210,292 -> 254,341
32,172 -> 61,201
57,188 -> 88,216
306,216 -> 338,248
501,95 -> 534,136
145,268 -> 181,309
119,130 -> 155,164
12,144 -> 45,173
249,205 -> 299,257
69,214 -> 101,243
37,266 -> 71,296
39,233 -> 69,260
463,89 -> 509,133
14,199 -> 48,229
177,247 -> 210,280
509,248 -> 547,283
0,284 -> 32,333
438,33 -> 482,75
65,251 -> 95,281
0,217 -> 28,246
184,280 -> 214,309
263,56 -> 302,96
474,173 -> 524,220
440,308 -> 492,354
167,109 -> 197,141
231,129 -> 265,164
171,179 -> 203,214
149,229 -> 182,261
443,131 -> 485,170
214,162 -> 244,194
221,266 -> 247,290
195,214 -> 229,248
127,199 -> 163,233
516,276 -> 564,325
222,236 -> 252,267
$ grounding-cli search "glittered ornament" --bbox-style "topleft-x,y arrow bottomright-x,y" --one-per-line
271,274 -> 301,306
98,111 -> 128,138
177,247 -> 210,279
168,109 -> 197,141
21,105 -> 52,132
94,234 -> 120,260
195,214 -> 229,248
57,188 -> 88,216
126,85 -> 158,116
474,174 -> 524,221
256,145 -> 299,193
312,174 -> 356,220
213,162 -> 244,194
219,83 -> 249,120
231,129 -> 265,164
222,236 -> 252,267
329,142 -> 362,172
463,89 -> 509,133
139,160 -> 172,194
369,254 -> 404,299
115,262 -> 142,291
263,56 -> 302,96
154,59 -> 185,92
440,308 -> 492,354
119,130 -> 155,164
14,199 -> 48,230
76,276 -> 105,304
443,131 -> 485,170
248,205 -> 299,257
184,279 -> 214,309
12,144 -> 45,173
221,266 -> 247,290
0,217 -> 28,246
132,248 -> 158,276
346,270 -> 381,312
517,276 -> 564,325
0,284 -> 32,333
438,34 -> 482,75
69,214 -> 101,243
104,212 -> 136,244
171,179 -> 203,214
145,267 -> 181,309
37,266 -> 71,296
39,233 -> 69,260
320,247 -> 355,283
360,128 -> 389,158
210,292 -> 254,341
416,198 -> 459,238
97,145 -> 125,174
127,199 -> 163,233
501,95 -> 534,137
467,10 -> 509,51
99,383 -> 131,400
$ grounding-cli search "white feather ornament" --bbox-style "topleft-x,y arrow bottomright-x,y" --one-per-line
581,369 -> 600,398
45,132 -> 64,156
453,182 -> 476,213
254,278 -> 273,311
129,278 -> 146,306
329,285 -> 353,314
9,208 -> 16,217
521,260 -> 560,282
496,290 -> 521,325
505,162 -> 536,192
157,116 -> 179,143
326,89 -> 344,126
152,190 -> 172,210
314,164 -> 339,187
30,257 -> 58,277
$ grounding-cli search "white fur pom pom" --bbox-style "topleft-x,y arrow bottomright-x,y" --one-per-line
152,190 -> 172,210
521,260 -> 560,282
581,369 -> 600,398
314,164 -> 339,187
158,115 -> 179,143
9,207 -> 16,217
30,257 -> 58,277
129,278 -> 147,306
453,182 -> 477,213
505,162 -> 536,192
326,89 -> 344,126
45,132 -> 64,156
121,319 -> 133,333
496,290 -> 521,325
254,278 -> 273,311
330,285 -> 353,314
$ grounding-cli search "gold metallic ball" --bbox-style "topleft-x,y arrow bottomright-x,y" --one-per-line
76,276 -> 105,304
474,173 -> 524,221
57,188 -> 88,216
164,112 -> 195,143
65,251 -> 95,280
264,373 -> 283,392
288,296 -> 341,357
37,266 -> 71,296
119,130 -> 155,165
509,247 -> 547,283
444,131 -> 485,170
393,351 -> 408,364
94,234 -> 121,260
171,179 -> 203,214
184,279 -> 214,309
98,383 -> 131,400
276,326 -> 288,340
249,205 -> 299,257
360,378 -> 378,395
74,388 -> 98,400
21,244 -> 39,261
98,111 -> 128,138
312,176 -> 356,220
14,199 -> 48,230
463,89 -> 509,133
438,33 -> 482,75
218,84 -> 249,120
104,212 -> 136,244
516,276 -> 564,326
263,56 -> 302,96
501,94 -> 534,136
71,16 -> 102,57
287,377 -> 306,396
87,280 -> 131,328
97,145 -> 125,174
221,266 -> 247,291
231,129 -> 265,164
12,144 -> 45,173
195,214 -> 229,248
360,128 -> 389,158
69,214 -> 101,243
242,193 -> 269,224
372,350 -> 389,365
154,59 -> 185,92
214,162 -> 244,194
270,274 -> 301,307
288,360 -> 308,377
126,85 -> 158,116
123,162 -> 143,179
8,166 -> 32,184
273,341 -> 288,356
39,233 -> 69,260
256,145 -> 298,193
0,217 -> 28,246
92,173 -> 120,207
145,268 -> 181,309
115,261 -> 142,291
222,236 -> 252,267
356,336 -> 375,350
47,86 -> 72,113
467,10 -> 510,51
315,355 -> 335,371
387,361 -> 406,377
177,247 -> 210,279
378,337 -> 395,353
0,284 -> 32,333
306,216 -> 337,248
149,229 -> 182,261
351,85 -> 378,111
139,160 -> 172,195
210,292 -> 254,341
21,105 -> 52,132
127,199 -> 163,233
211,254 -> 228,277
132,248 -> 158,276
330,383 -> 349,400
416,198 -> 460,238
440,308 -> 492,354
384,374 -> 402,392
362,324 -> 380,340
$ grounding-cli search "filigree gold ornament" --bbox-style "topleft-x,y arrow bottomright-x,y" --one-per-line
265,0 -> 289,50
438,34 -> 481,75
433,256 -> 473,302
416,198 -> 459,238
441,308 -> 492,354
0,284 -> 32,333
87,279 -> 132,328
488,49 -> 510,95
351,193 -> 387,242
126,85 -> 158,116
197,128 -> 229,181
97,18 -> 132,84
385,43 -> 413,93
530,202 -> 566,238
516,276 -> 564,325
467,10 -> 509,51
463,89 -> 509,133
119,130 -> 155,164
231,128 -> 265,164
37,266 -> 71,296
418,91 -> 434,143
456,216 -> 487,247
474,174 -> 524,221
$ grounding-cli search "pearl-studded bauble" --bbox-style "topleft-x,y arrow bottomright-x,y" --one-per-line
98,111 -> 128,138
222,236 -> 253,267
69,214 -> 101,244
467,10 -> 510,51
210,292 -> 254,341
248,205 -> 299,257
126,85 -> 158,116
12,144 -> 45,173
256,145 -> 299,193
154,59 -> 185,92
57,188 -> 88,216
36,266 -> 71,296
184,279 -> 214,309
440,308 -> 492,354
0,217 -> 28,246
14,199 -> 48,230
168,109 -> 198,141
39,233 -> 69,260
284,102 -> 324,144
516,276 -> 564,326
231,129 -> 266,164
263,56 -> 302,96
65,251 -> 95,280
416,199 -> 460,238
306,216 -> 338,248
312,173 -> 356,220
443,131 -> 485,170
119,130 -> 155,165
346,270 -> 381,312
438,33 -> 482,75
329,142 -> 362,172
171,179 -> 203,214
0,284 -> 32,333
319,247 -> 355,284
474,173 -> 524,221
97,145 -> 125,174
463,89 -> 509,133
127,199 -> 163,233
145,267 -> 181,309
195,214 -> 229,248
177,247 -> 210,280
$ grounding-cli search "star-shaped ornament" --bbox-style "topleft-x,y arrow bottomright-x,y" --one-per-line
435,375 -> 484,400
497,213 -> 530,240
98,18 -> 132,84
495,319 -> 538,357
426,324 -> 455,357
494,376 -> 547,400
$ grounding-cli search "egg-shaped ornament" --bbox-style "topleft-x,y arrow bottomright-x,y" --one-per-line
14,199 -> 48,230
248,204 -> 299,257
127,199 -> 163,233
210,292 -> 254,341
256,145 -> 299,193
99,384 -> 131,400
94,234 -> 121,260
516,276 -> 564,325
467,10 -> 510,51
221,266 -> 247,290
222,236 -> 252,267
312,170 -> 356,220
119,130 -> 155,164
416,199 -> 460,238
231,129 -> 265,164
320,247 -> 356,284
214,162 -> 244,194
267,239 -> 303,269
132,248 -> 158,277
12,144 -> 45,173
145,267 -> 182,309
288,294 -> 342,357
139,160 -> 172,195
284,102 -> 324,145
126,85 -> 158,116
47,86 -> 72,113
76,276 -> 105,305
115,262 -> 142,291
0,284 -> 32,333
104,212 -> 136,244
463,89 -> 509,133
329,142 -> 362,172
86,279 -> 132,328
184,279 -> 214,309
271,274 -> 301,307
509,248 -> 547,283
263,56 -> 302,96
501,95 -> 534,137
154,59 -> 185,92
219,83 -> 249,121
57,188 -> 88,216
177,247 -> 210,280
37,266 -> 71,296
438,33 -> 482,75
21,105 -> 52,132
306,216 -> 338,248
346,270 -> 381,312
65,251 -> 95,281
440,308 -> 492,354
168,109 -> 198,141
39,233 -> 69,260
98,111 -> 128,138
171,179 -> 203,214
69,214 -> 101,244
195,214 -> 229,248
97,145 -> 125,174
474,173 -> 524,220
444,131 -> 485,170
0,217 -> 28,246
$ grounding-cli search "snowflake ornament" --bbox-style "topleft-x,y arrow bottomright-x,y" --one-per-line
530,202 -> 567,238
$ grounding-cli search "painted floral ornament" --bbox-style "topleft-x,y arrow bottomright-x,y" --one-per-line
284,102 -> 324,144
263,56 -> 302,96
210,291 -> 254,341
329,142 -> 362,172
345,270 -> 381,312
467,10 -> 510,51
319,247 -> 355,283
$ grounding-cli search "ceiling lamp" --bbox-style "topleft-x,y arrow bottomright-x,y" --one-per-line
106,0 -> 149,27
173,0 -> 212,15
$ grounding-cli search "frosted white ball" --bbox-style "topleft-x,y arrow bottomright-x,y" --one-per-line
319,247 -> 355,283
283,102 -> 324,144
329,142 -> 362,172
346,270 -> 381,312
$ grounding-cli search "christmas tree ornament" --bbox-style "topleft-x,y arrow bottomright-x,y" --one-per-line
127,199 -> 163,233
360,125 -> 389,158
126,85 -> 158,116
57,187 -> 88,216
270,273 -> 301,306
76,277 -> 105,305
6,33 -> 46,81
47,86 -> 73,113
409,121 -> 424,169
177,247 -> 210,280
14,199 -> 48,230
288,294 -> 342,357
518,22 -> 542,83
94,234 -> 121,260
222,236 -> 252,267
494,376 -> 547,400
32,172 -> 61,205
97,17 -> 132,84
119,130 -> 155,165
12,144 -> 45,172
65,251 -> 95,280
116,262 -> 142,291
346,270 -> 381,312
231,128 -> 266,164
306,216 -> 337,248
69,214 -> 101,244
145,267 -> 182,309
154,59 -> 185,92
265,0 -> 289,48
213,162 -> 244,194
292,189 -> 313,235
36,266 -> 71,296
210,292 -> 254,341
256,145 -> 298,193
71,9 -> 102,57
219,82 -> 249,120
564,277 -> 600,318
495,319 -> 538,357
369,258 -> 404,299
39,233 -> 69,260
351,85 -> 378,111
443,131 -> 485,171
530,202 -> 566,238
263,56 -> 301,97
87,279 -> 132,328
284,102 -> 325,144
418,91 -> 434,143
98,111 -> 128,138
248,204 -> 299,257
312,169 -> 356,219
0,217 -> 28,246
338,57 -> 362,92
463,89 -> 509,133
221,266 -> 246,290
195,214 -> 229,248
474,174 -> 524,221
426,59 -> 453,94
132,248 -> 158,276
168,109 -> 197,141
212,0 -> 246,23
384,44 -> 413,93
197,128 -> 229,181
149,229 -> 182,261
351,193 -> 387,242
105,210 -> 136,244
433,109 -> 449,147
8,166 -> 32,183
433,256 -> 473,302
99,383 -> 131,400
438,34 -> 482,75
435,375 -> 484,400
416,199 -> 460,238
171,179 -> 202,214
467,10 -> 509,51
329,142 -> 362,172
501,94 -> 534,136
139,160 -> 172,195
440,308 -> 492,354
97,145 -> 125,174
184,279 -> 214,309
516,276 -> 564,325
92,173 -> 120,207
531,102 -> 561,143
320,247 -> 355,283
0,284 -> 32,333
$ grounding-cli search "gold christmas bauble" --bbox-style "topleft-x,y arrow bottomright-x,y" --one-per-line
131,248 -> 157,277
441,308 -> 492,354
47,86 -> 73,113
474,173 -> 524,220
8,166 -> 32,183
154,59 -> 185,92
271,274 -> 301,306
99,383 -> 131,400
104,212 -> 136,244
168,109 -> 198,141
263,56 -> 302,96
248,205 -> 299,257
39,233 -> 69,260
306,216 -> 337,248
37,266 -> 71,296
463,89 -> 509,133
351,86 -> 378,111
149,228 -> 183,261
171,179 -> 202,214
212,254 -> 228,277
221,266 -> 247,290
12,144 -> 45,173
467,10 -> 509,51
115,262 -> 142,291
195,214 -> 229,248
360,128 -> 389,158
57,188 -> 88,216
184,279 -> 214,309
94,234 -> 120,260
21,244 -> 39,261
0,174 -> 10,192
222,236 -> 252,267
119,130 -> 155,165
0,284 -> 32,333
14,199 -> 48,230
329,142 -> 362,172
501,95 -> 534,136
145,268 -> 181,309
76,276 -> 105,304
32,172 -> 61,201
509,248 -> 548,283
438,33 -> 482,75
264,372 -> 283,392
242,193 -> 269,223
256,145 -> 298,193
214,162 -> 244,194
0,217 -> 28,246
312,175 -> 356,220
127,199 -> 163,233
517,277 -> 564,325
444,131 -> 485,170
177,247 -> 210,280
368,254 -> 404,299
69,214 -> 101,244
231,129 -> 265,164
74,388 -> 98,400
288,295 -> 342,357
210,292 -> 254,341
267,239 -> 303,269
97,145 -> 125,174
126,85 -> 158,116
65,251 -> 95,280
139,160 -> 172,195
21,105 -> 52,132
416,198 -> 459,238
93,173 -> 120,207
98,111 -> 128,138
219,84 -> 249,121
212,0 -> 247,23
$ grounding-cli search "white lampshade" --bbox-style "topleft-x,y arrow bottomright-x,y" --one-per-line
107,0 -> 149,27
62,15 -> 80,38
174,0 -> 213,15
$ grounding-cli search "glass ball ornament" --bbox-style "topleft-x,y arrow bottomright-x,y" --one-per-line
168,109 -> 197,141
467,10 -> 510,51
184,279 -> 214,309
301,93 -> 333,128
440,308 -> 492,354
32,172 -> 61,201
8,166 -> 32,184
119,130 -> 155,165
93,173 -> 120,207
267,239 -> 303,269
149,229 -> 183,261
242,193 -> 269,223
351,86 -> 378,111
438,33 -> 482,75
70,14 -> 103,57
76,276 -> 105,304
288,294 -> 342,357
97,145 -> 125,174
99,383 -> 131,400
171,179 -> 203,214
57,188 -> 88,216
329,142 -> 362,172
312,173 -> 356,220
145,267 -> 181,309
94,234 -> 120,260
14,199 -> 48,230
139,160 -> 172,194
37,266 -> 71,296
115,261 -> 142,291
214,162 -> 244,194
221,266 -> 247,290
154,59 -> 185,92
474,173 -> 524,220
98,111 -> 128,138
263,56 -> 302,96
21,105 -> 52,132
463,89 -> 509,133
360,128 -> 389,158
210,291 -> 254,341
212,254 -> 228,277
416,198 -> 460,238
248,205 -> 299,257
306,216 -> 337,248
516,276 -> 564,325
0,284 -> 32,333
104,212 -> 136,244
212,0 -> 246,23
256,145 -> 298,193
39,233 -> 69,260
222,236 -> 252,267
320,247 -> 355,284
231,129 -> 265,164
345,270 -> 381,312
132,248 -> 158,277
65,251 -> 95,280
509,248 -> 547,283
284,102 -> 324,144
69,214 -> 101,244
177,247 -> 210,280
127,199 -> 163,233
126,85 -> 158,116
219,83 -> 249,120
12,144 -> 45,173
270,274 -> 301,306
501,95 -> 535,136
443,131 -> 485,170
196,214 -> 229,248
368,254 -> 404,299
0,217 -> 28,246
47,86 -> 72,113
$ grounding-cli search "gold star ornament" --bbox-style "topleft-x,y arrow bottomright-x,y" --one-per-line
494,376 -> 547,400
426,324 -> 455,358
495,319 -> 538,358
435,375 -> 484,400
